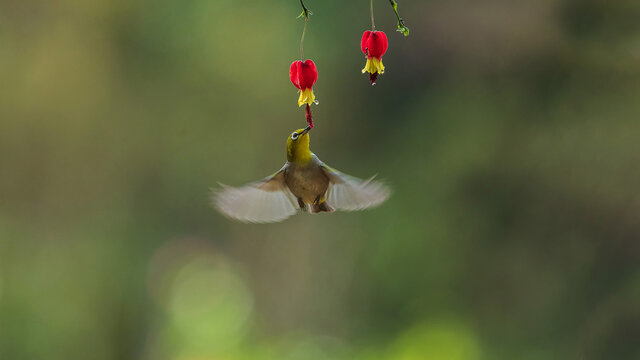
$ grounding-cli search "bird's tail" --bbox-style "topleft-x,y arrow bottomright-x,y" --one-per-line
311,201 -> 334,214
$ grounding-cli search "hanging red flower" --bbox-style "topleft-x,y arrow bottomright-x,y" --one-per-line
289,59 -> 318,107
361,30 -> 388,85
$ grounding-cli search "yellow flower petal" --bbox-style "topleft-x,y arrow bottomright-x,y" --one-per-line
297,88 -> 316,107
361,58 -> 385,75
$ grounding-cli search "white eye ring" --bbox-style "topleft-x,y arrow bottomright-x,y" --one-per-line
291,132 -> 299,140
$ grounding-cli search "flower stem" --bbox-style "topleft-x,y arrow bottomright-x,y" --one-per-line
300,17 -> 308,60
299,0 -> 311,60
370,0 -> 375,31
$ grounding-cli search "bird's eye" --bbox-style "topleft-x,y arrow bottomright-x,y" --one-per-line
291,132 -> 299,140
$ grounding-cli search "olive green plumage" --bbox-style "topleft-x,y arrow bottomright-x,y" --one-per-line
214,126 -> 390,223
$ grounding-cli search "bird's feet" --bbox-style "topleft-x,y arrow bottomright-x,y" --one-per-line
297,197 -> 308,211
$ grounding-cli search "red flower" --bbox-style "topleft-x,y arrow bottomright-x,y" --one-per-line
289,59 -> 318,107
361,31 -> 388,85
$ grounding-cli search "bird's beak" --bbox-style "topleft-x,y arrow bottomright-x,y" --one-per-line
301,125 -> 311,136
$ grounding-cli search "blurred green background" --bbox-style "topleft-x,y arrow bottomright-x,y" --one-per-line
1,0 -> 640,359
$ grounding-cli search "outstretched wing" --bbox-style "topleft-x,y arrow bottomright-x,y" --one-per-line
213,165 -> 298,223
320,162 -> 390,211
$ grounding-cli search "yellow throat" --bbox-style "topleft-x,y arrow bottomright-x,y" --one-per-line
286,128 -> 312,164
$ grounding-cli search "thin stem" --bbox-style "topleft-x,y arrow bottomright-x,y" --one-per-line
299,0 -> 311,60
300,16 -> 308,60
370,0 -> 375,31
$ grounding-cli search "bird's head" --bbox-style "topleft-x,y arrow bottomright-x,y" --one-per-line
286,125 -> 312,163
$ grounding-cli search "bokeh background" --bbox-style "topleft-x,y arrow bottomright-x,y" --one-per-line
1,0 -> 640,359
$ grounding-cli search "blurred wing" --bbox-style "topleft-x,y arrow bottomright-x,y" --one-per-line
320,163 -> 390,211
214,166 -> 298,223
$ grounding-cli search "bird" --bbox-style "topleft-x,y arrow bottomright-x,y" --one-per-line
214,126 -> 390,223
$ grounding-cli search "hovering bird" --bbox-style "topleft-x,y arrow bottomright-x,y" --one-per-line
214,126 -> 390,223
